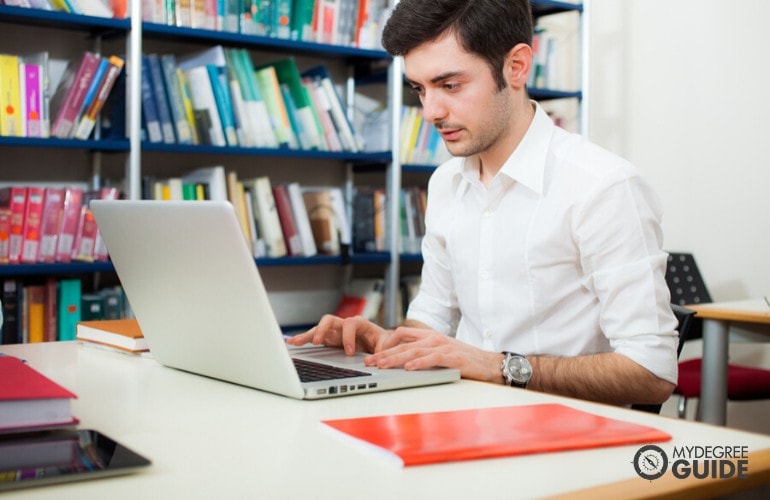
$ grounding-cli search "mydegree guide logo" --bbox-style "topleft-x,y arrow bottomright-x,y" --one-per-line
633,444 -> 750,481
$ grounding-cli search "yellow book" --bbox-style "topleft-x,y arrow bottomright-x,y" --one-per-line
0,54 -> 22,137
177,68 -> 200,145
27,285 -> 46,343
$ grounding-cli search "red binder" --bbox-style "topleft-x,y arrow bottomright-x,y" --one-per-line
323,403 -> 671,466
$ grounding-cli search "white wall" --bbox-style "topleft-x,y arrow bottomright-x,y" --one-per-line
588,0 -> 770,301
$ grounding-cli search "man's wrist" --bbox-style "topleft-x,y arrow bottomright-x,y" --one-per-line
500,352 -> 533,388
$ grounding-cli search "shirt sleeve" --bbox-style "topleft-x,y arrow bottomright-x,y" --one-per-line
405,165 -> 461,335
574,170 -> 679,384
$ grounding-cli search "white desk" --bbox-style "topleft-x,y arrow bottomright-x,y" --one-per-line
2,342 -> 770,499
686,299 -> 770,426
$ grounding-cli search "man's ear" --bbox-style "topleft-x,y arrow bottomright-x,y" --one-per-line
505,43 -> 533,90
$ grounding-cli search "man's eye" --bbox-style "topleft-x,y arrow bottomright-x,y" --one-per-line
444,83 -> 459,91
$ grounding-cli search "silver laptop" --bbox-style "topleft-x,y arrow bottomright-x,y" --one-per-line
90,200 -> 459,399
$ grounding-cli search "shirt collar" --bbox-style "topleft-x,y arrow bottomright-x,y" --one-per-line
455,101 -> 554,196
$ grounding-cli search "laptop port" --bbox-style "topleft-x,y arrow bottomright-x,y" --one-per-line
357,384 -> 366,390
317,388 -> 327,395
329,386 -> 337,394
340,385 -> 347,393
368,383 -> 377,388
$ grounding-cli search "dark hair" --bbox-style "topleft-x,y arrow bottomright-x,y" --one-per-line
381,0 -> 533,90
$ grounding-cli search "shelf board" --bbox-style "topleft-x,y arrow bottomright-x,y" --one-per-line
531,0 -> 583,17
0,261 -> 116,276
0,5 -> 129,36
140,142 -> 391,162
142,22 -> 390,63
402,164 -> 438,174
529,88 -> 582,101
0,136 -> 130,152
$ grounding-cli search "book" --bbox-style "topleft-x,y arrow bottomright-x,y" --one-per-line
0,208 -> 10,263
25,284 -> 46,343
18,61 -> 43,138
230,48 -> 278,148
57,278 -> 81,341
322,403 -> 672,467
182,65 -> 226,146
20,186 -> 45,263
140,55 -> 163,143
272,184 -> 303,256
300,66 -> 359,152
50,52 -> 101,139
0,54 -> 22,137
272,58 -> 324,150
1,279 -> 21,345
301,188 -> 339,255
0,355 -> 78,433
255,65 -> 299,149
245,176 -> 287,258
334,278 -> 384,321
0,186 -> 27,264
181,166 -> 228,201
286,182 -> 316,257
54,187 -> 84,263
158,54 -> 193,145
21,51 -> 51,138
73,55 -> 124,140
76,318 -> 149,353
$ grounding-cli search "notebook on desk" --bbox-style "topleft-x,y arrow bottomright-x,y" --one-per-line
90,200 -> 459,399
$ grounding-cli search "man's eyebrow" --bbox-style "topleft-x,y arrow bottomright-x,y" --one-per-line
405,71 -> 464,87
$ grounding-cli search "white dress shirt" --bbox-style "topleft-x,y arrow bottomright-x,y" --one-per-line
406,103 -> 679,384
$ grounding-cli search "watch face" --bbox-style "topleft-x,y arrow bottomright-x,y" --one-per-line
505,354 -> 532,385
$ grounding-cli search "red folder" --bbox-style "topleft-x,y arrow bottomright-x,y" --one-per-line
323,403 -> 671,467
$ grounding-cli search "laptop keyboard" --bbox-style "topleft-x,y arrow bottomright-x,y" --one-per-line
293,358 -> 372,383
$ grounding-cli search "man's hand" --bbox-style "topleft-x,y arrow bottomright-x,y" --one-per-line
285,314 -> 389,355
364,326 -> 505,384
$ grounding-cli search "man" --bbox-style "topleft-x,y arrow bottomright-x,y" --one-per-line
288,0 -> 678,406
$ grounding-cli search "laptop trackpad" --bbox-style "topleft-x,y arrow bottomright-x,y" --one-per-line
289,345 -> 371,367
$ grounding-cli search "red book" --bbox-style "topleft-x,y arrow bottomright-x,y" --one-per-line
0,208 -> 10,264
71,203 -> 98,262
322,404 -> 672,467
0,186 -> 27,264
20,186 -> 45,263
272,184 -> 303,256
50,52 -> 101,139
0,356 -> 78,433
37,187 -> 66,263
93,187 -> 119,261
55,187 -> 84,263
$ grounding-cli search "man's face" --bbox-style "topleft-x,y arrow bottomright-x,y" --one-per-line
404,33 -> 514,159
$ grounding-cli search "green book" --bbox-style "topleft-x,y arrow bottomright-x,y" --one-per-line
271,58 -> 325,150
57,279 -> 81,341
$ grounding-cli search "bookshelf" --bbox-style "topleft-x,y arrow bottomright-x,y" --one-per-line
0,1 -> 588,332
0,2 -> 403,333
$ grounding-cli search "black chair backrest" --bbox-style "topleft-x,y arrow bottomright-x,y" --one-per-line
665,252 -> 713,305
631,303 -> 696,414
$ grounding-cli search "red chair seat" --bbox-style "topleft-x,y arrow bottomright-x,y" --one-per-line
676,358 -> 770,401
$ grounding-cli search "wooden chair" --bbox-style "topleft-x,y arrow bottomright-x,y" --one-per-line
665,252 -> 770,419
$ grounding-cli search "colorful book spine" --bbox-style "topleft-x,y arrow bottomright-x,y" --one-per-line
159,54 -> 193,145
206,64 -> 238,146
20,186 -> 45,264
19,62 -> 43,138
0,208 -> 10,264
140,55 -> 163,143
147,54 -> 177,144
50,52 -> 101,139
0,54 -> 22,137
57,278 -> 82,341
1,187 -> 28,264
73,55 -> 125,140
55,187 -> 84,263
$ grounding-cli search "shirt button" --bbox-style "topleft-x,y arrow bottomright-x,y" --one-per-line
483,329 -> 492,339
483,209 -> 493,217
480,270 -> 491,280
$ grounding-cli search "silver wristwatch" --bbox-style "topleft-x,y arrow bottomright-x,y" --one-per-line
501,352 -> 532,388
